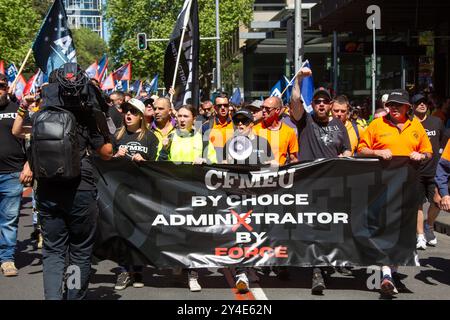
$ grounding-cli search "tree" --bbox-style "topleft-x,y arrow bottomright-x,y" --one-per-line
106,0 -> 253,94
0,0 -> 41,73
72,28 -> 109,69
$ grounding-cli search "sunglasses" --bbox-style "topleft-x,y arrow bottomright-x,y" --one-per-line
313,99 -> 331,105
216,104 -> 229,108
386,102 -> 405,108
122,107 -> 140,115
0,83 -> 8,90
261,106 -> 278,113
233,117 -> 252,126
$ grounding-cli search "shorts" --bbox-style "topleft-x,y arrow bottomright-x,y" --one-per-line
419,176 -> 436,204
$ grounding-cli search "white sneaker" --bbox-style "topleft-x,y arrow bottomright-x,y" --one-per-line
235,273 -> 250,293
424,224 -> 437,246
188,270 -> 201,292
416,235 -> 427,250
188,277 -> 202,292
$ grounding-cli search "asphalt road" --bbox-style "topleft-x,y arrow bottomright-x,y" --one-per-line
1,190 -> 449,300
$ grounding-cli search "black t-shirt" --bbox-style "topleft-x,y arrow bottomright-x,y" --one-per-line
224,134 -> 274,165
109,106 -> 123,129
420,115 -> 445,177
0,100 -> 26,173
297,113 -> 351,161
113,129 -> 158,161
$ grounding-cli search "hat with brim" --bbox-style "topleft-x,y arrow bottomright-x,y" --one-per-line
246,100 -> 263,110
412,94 -> 427,105
313,87 -> 332,100
123,98 -> 145,114
386,89 -> 411,106
232,108 -> 254,123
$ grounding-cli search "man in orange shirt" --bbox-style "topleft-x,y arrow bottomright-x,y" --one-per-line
331,95 -> 365,155
203,93 -> 234,162
257,96 -> 298,165
358,89 -> 432,297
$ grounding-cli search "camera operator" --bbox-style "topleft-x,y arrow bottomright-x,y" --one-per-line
31,64 -> 113,300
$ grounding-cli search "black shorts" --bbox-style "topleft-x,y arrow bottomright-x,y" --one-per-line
419,176 -> 436,204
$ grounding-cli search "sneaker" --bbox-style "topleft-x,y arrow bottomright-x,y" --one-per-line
380,274 -> 398,296
416,235 -> 427,250
132,272 -> 144,288
311,268 -> 325,295
188,271 -> 202,292
336,266 -> 353,276
235,273 -> 250,293
114,272 -> 131,290
1,261 -> 18,277
424,224 -> 437,246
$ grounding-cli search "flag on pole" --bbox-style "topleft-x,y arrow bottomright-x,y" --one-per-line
230,88 -> 242,106
0,60 -> 4,74
23,70 -> 44,95
113,62 -> 132,82
164,0 -> 199,109
6,64 -> 18,86
96,54 -> 108,81
101,73 -> 115,91
300,60 -> 314,113
32,0 -> 76,75
269,78 -> 286,99
14,75 -> 27,99
131,80 -> 142,96
148,74 -> 158,94
86,61 -> 98,79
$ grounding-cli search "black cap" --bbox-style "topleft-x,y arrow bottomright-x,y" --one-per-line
232,108 -> 254,123
411,94 -> 427,105
386,89 -> 411,106
313,87 -> 332,100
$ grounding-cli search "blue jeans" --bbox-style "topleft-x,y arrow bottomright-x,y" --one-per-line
0,172 -> 22,263
36,188 -> 98,300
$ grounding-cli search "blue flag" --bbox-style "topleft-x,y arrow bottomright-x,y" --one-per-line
300,60 -> 314,113
146,74 -> 159,94
32,0 -> 76,75
6,64 -> 18,86
270,79 -> 284,98
230,88 -> 242,105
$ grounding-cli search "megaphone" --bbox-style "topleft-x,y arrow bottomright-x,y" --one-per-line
228,136 -> 253,161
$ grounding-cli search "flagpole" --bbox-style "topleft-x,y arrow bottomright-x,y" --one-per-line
10,48 -> 33,90
280,60 -> 307,97
170,0 -> 194,104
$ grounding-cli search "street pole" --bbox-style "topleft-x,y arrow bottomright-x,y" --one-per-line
372,17 -> 376,117
215,0 -> 222,92
170,0 -> 193,103
333,31 -> 338,94
295,0 -> 303,72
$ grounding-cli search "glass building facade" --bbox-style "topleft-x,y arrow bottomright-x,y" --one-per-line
64,0 -> 104,39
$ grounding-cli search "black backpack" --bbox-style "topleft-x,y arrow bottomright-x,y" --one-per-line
31,106 -> 81,181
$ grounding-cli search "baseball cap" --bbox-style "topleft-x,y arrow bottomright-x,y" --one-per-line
142,95 -> 159,106
411,94 -> 427,105
313,87 -> 332,100
247,100 -> 263,110
232,108 -> 254,123
386,89 -> 411,106
123,98 -> 145,114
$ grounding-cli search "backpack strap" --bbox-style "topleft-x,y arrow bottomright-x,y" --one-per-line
351,120 -> 360,153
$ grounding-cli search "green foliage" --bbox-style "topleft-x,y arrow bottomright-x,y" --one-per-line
0,0 -> 41,73
106,0 -> 254,86
72,28 -> 109,69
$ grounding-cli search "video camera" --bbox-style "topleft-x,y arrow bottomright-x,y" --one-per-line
41,63 -> 111,141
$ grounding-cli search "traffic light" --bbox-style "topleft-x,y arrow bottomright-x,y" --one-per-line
137,33 -> 147,50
